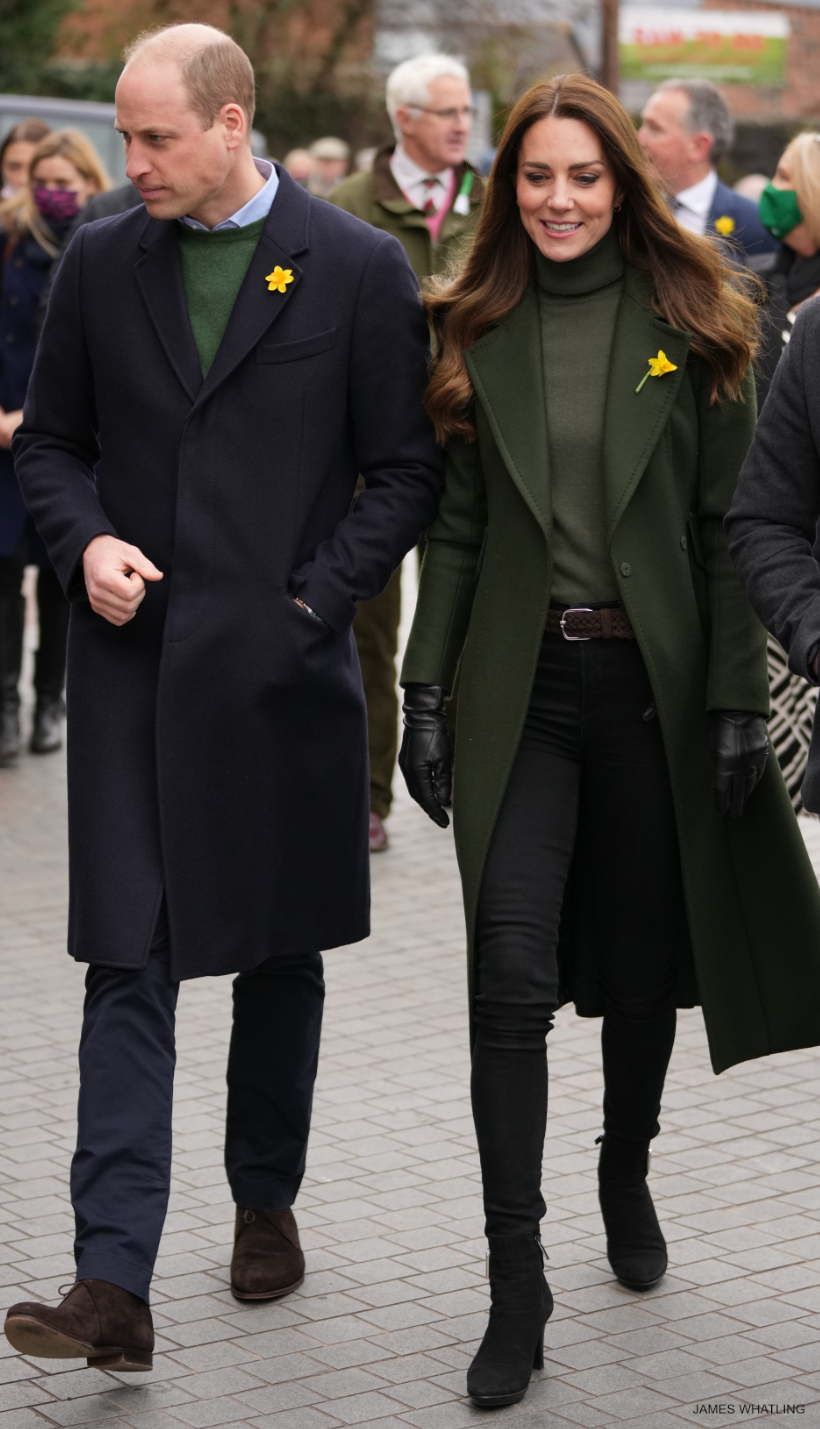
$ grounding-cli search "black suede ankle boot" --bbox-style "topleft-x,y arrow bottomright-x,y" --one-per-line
597,1134 -> 667,1290
466,1232 -> 553,1408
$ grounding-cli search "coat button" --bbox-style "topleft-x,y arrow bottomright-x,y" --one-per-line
8,295 -> 18,306
680,535 -> 687,550
619,561 -> 632,577
5,333 -> 14,343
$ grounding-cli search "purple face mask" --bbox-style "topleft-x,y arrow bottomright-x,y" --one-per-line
33,186 -> 81,224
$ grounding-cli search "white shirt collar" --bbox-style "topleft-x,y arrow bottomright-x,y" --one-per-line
674,169 -> 718,219
180,158 -> 278,232
389,143 -> 452,208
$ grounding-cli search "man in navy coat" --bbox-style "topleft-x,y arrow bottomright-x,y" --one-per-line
639,78 -> 778,267
3,22 -> 440,1369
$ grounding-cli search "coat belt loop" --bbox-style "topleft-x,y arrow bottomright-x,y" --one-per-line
600,607 -> 612,639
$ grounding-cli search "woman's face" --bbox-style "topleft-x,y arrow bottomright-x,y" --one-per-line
31,154 -> 97,206
516,115 -> 622,263
2,141 -> 37,193
772,152 -> 817,257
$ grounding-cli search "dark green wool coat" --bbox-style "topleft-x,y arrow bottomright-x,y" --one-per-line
327,145 -> 484,283
401,261 -> 820,1075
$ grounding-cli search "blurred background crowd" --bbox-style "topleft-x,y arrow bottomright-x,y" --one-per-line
1,0 -> 820,842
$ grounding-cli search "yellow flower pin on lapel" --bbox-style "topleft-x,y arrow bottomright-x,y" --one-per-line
265,265 -> 294,294
714,215 -> 735,237
636,349 -> 677,393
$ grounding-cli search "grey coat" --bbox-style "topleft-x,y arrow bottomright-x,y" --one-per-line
726,296 -> 820,811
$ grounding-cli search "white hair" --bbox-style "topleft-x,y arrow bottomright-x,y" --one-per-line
386,54 -> 470,138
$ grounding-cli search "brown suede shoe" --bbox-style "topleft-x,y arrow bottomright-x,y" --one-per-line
230,1207 -> 305,1300
4,1279 -> 153,1371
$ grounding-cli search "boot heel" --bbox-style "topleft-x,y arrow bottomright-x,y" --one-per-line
87,1347 -> 153,1372
533,1337 -> 544,1371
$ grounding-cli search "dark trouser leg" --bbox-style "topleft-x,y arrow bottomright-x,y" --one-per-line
225,952 -> 325,1209
34,565 -> 69,703
473,645 -> 583,1238
582,641 -> 682,1143
354,566 -> 401,819
0,541 -> 27,757
71,910 -> 178,1303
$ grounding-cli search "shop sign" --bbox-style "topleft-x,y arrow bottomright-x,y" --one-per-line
620,7 -> 790,85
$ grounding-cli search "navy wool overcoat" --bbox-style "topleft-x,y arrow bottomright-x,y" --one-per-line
13,168 -> 442,979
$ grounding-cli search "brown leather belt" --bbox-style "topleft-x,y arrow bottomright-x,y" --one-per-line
546,604 -> 635,641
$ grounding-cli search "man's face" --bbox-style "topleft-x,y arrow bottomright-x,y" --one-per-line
639,89 -> 706,190
116,61 -> 236,219
397,76 -> 473,173
315,157 -> 347,187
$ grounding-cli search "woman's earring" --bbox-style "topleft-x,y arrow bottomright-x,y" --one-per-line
614,202 -> 622,212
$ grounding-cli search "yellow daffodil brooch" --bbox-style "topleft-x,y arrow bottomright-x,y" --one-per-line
714,215 -> 735,237
636,350 -> 677,393
265,266 -> 294,294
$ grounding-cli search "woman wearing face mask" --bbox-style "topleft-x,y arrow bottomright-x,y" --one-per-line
399,74 -> 820,1410
0,129 -> 110,764
0,121 -> 52,200
756,133 -> 820,408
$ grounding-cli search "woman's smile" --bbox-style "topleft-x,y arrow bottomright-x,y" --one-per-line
541,218 -> 583,235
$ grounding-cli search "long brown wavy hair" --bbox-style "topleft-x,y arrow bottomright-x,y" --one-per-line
426,73 -> 760,442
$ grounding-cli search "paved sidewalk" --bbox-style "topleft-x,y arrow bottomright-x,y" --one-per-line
4,700 -> 820,1429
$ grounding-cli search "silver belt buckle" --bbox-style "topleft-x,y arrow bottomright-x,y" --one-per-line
560,606 -> 593,641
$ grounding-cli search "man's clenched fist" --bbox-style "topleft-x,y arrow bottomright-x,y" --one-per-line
83,534 -> 163,626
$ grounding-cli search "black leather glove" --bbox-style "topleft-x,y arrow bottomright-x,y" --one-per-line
398,684 -> 452,829
711,711 -> 769,818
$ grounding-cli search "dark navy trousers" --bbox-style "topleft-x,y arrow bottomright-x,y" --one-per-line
70,907 -> 325,1302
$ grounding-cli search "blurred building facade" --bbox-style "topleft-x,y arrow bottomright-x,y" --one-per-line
620,0 -> 820,176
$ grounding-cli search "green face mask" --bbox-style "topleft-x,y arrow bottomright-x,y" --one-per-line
759,182 -> 803,240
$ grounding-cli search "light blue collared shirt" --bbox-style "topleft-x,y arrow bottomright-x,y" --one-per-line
179,158 -> 279,232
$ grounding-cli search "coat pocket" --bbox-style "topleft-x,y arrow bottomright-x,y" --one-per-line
256,328 -> 337,364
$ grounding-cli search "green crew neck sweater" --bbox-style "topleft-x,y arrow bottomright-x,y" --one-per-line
535,224 -> 624,605
177,216 -> 266,375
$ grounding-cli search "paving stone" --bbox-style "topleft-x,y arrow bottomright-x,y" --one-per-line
246,1412 -> 341,1429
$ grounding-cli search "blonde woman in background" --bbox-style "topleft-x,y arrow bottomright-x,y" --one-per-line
757,132 -> 820,403
755,133 -> 820,808
0,129 -> 110,765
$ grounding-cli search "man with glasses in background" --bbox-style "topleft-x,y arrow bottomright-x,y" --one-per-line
329,54 -> 484,852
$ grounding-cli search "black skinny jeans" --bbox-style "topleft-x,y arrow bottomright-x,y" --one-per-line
472,633 -> 686,1238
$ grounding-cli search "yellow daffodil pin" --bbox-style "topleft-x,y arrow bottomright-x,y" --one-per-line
265,266 -> 294,294
636,350 -> 677,393
714,215 -> 735,237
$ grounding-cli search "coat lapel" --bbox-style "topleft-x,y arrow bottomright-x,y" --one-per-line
134,217 -> 203,403
602,268 -> 690,538
466,286 -> 550,540
134,168 -> 312,409
194,233 -> 303,405
194,169 -> 311,406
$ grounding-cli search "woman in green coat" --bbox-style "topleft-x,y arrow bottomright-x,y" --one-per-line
399,73 -> 820,1411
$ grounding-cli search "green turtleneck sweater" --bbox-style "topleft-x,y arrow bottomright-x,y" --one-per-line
177,217 -> 266,375
536,224 -> 624,606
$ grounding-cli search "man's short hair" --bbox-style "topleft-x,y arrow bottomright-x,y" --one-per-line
123,23 -> 256,131
656,77 -> 733,163
386,54 -> 470,139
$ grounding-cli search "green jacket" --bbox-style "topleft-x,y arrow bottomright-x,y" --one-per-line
401,263 -> 820,1075
327,144 -> 484,282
